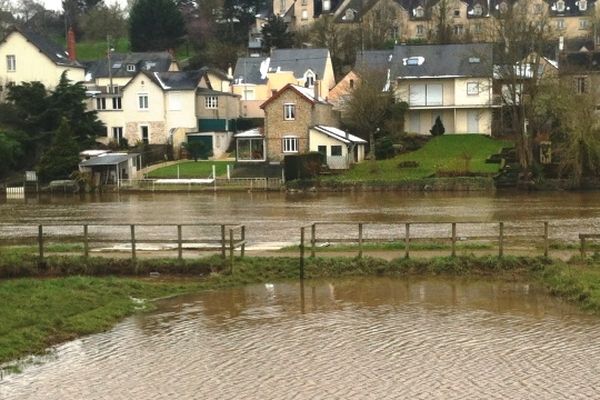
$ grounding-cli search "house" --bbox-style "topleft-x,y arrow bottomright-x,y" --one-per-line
89,67 -> 240,159
272,0 -> 342,30
232,48 -> 336,119
559,49 -> 600,97
0,26 -> 85,100
359,43 -> 498,135
79,152 -> 141,186
257,83 -> 365,169
328,70 -> 359,113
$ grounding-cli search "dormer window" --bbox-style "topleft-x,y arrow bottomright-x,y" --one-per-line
498,1 -> 508,13
345,9 -> 356,20
556,0 -> 566,12
127,64 -> 136,72
415,6 -> 424,18
304,70 -> 315,87
453,9 -> 460,17
323,0 -> 331,11
579,0 -> 587,11
473,4 -> 483,16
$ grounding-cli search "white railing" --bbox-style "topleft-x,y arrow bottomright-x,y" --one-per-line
118,178 -> 283,191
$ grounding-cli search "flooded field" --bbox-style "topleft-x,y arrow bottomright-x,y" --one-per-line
1,277 -> 599,399
1,191 -> 600,245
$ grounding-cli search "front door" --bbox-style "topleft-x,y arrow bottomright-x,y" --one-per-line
467,110 -> 479,133
317,145 -> 327,164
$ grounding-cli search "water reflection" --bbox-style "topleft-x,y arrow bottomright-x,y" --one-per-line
2,277 -> 599,399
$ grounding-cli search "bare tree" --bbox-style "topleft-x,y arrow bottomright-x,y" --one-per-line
490,1 -> 555,176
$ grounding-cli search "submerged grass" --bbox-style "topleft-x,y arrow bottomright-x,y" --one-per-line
1,251 -> 600,368
278,241 -> 494,252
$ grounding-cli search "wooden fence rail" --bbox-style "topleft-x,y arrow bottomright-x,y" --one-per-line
4,223 -> 246,266
298,221 -> 557,278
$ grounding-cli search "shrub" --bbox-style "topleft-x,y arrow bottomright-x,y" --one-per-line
430,116 -> 446,137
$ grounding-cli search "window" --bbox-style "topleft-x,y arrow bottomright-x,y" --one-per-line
282,136 -> 298,152
467,82 -> 479,95
473,4 -> 483,16
349,79 -> 355,88
556,0 -> 565,12
305,71 -> 315,87
112,97 -> 122,110
453,9 -> 460,17
576,77 -> 587,94
323,0 -> 331,11
579,0 -> 588,11
284,103 -> 296,120
6,55 -> 15,72
330,145 -> 342,156
345,9 -> 355,20
141,126 -> 149,144
473,23 -> 482,34
453,24 -> 464,35
112,127 -> 123,144
580,18 -> 589,29
498,1 -> 508,13
415,6 -> 424,17
237,138 -> 265,161
301,9 -> 308,20
244,89 -> 255,100
416,25 -> 424,35
107,84 -> 120,94
96,97 -> 106,110
138,94 -> 149,110
205,96 -> 218,109
301,0 -> 307,5
392,25 -> 400,39
280,0 -> 285,12
169,94 -> 182,111
556,19 -> 565,30
409,84 -> 442,106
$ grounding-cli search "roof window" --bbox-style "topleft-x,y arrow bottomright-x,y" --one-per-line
404,56 -> 425,66
469,57 -> 481,63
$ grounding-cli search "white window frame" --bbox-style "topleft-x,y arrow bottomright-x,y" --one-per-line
467,82 -> 479,96
301,9 -> 308,20
556,0 -> 566,12
305,70 -> 315,87
284,103 -> 296,120
330,145 -> 343,157
96,97 -> 106,110
112,96 -> 122,110
112,127 -> 123,143
205,96 -> 218,109
127,64 -> 136,72
282,136 -> 298,153
138,94 -> 149,110
556,19 -> 565,30
6,55 -> 15,72
473,4 -> 483,16
416,25 -> 424,36
415,6 -> 424,17
576,77 -> 587,94
579,18 -> 589,30
141,125 -> 150,144
579,0 -> 588,11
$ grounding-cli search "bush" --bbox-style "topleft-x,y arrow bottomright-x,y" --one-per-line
430,116 -> 446,137
375,136 -> 396,159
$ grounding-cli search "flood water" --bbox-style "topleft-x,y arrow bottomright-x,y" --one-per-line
1,191 -> 600,244
2,277 -> 599,399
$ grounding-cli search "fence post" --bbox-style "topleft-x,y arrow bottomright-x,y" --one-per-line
241,225 -> 246,258
221,224 -> 226,259
229,228 -> 234,273
405,223 -> 410,259
358,223 -> 363,258
300,226 -> 305,280
499,222 -> 504,258
38,224 -> 44,261
130,224 -> 136,262
311,223 -> 316,258
451,222 -> 457,257
177,225 -> 183,261
83,224 -> 89,258
543,221 -> 549,257
580,235 -> 586,259
227,164 -> 231,180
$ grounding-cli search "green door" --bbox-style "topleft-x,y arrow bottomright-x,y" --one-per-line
187,135 -> 213,159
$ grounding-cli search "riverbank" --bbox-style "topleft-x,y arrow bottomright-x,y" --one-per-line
2,253 -> 600,368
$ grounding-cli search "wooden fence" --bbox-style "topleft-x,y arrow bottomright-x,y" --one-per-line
1,223 -> 246,270
299,221 -> 554,267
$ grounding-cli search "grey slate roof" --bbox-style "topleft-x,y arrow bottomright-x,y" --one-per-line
85,52 -> 174,80
358,44 -> 493,79
154,70 -> 205,90
80,153 -> 138,167
269,48 -> 330,80
1,26 -> 83,68
233,57 -> 268,84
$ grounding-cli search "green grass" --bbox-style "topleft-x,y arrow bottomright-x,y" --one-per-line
147,161 -> 235,179
76,38 -> 131,61
279,241 -> 495,252
327,135 -> 512,183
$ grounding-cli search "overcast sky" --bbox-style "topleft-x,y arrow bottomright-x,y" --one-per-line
8,0 -> 127,12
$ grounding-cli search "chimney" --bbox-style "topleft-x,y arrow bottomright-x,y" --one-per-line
227,64 -> 233,79
314,80 -> 320,100
67,27 -> 76,61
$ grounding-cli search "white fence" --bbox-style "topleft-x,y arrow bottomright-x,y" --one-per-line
119,178 -> 283,192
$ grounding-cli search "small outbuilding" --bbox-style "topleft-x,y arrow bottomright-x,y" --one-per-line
309,125 -> 366,169
79,153 -> 141,186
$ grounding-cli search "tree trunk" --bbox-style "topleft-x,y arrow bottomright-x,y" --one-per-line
368,131 -> 376,160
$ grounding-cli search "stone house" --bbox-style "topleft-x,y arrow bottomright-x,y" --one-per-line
258,83 -> 365,169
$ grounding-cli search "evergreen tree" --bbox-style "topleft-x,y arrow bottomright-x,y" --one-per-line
129,0 -> 186,51
430,116 -> 445,137
37,118 -> 81,182
261,15 -> 294,51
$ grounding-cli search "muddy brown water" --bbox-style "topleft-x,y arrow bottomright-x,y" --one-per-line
1,277 -> 599,399
1,191 -> 600,245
